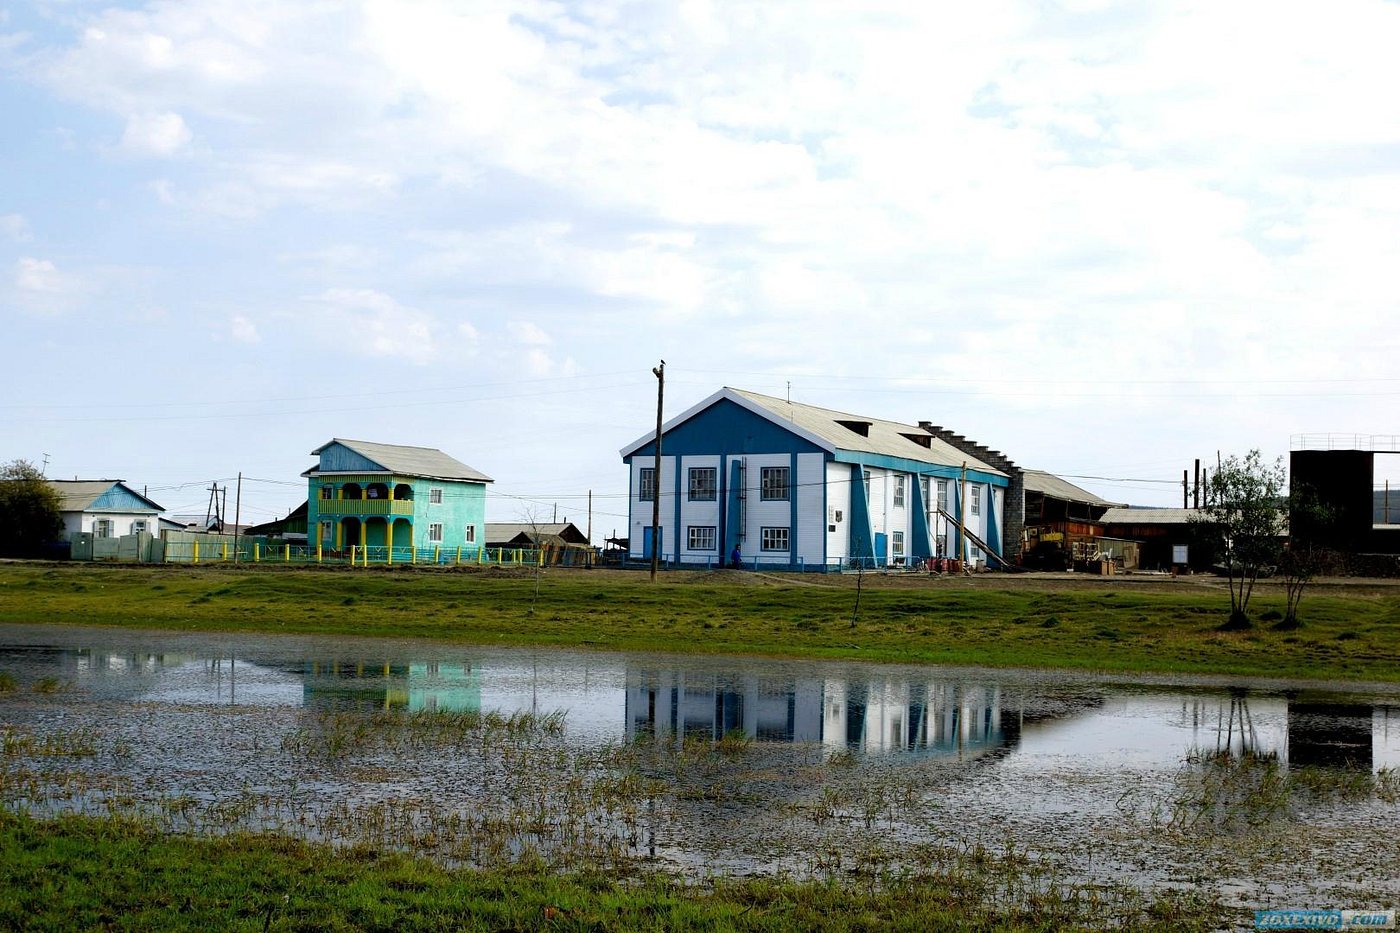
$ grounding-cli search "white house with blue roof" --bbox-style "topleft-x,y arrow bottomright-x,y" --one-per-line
47,480 -> 165,540
619,388 -> 1012,570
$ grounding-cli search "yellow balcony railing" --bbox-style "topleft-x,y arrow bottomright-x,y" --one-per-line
317,498 -> 413,517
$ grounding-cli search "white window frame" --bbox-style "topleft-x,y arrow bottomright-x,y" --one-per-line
971,486 -> 982,516
936,480 -> 948,514
429,487 -> 443,505
893,475 -> 906,508
464,525 -> 476,544
428,523 -> 444,544
760,526 -> 789,552
687,467 -> 717,502
639,467 -> 656,502
687,525 -> 717,551
320,485 -> 334,500
94,519 -> 113,538
892,530 -> 905,556
760,466 -> 790,501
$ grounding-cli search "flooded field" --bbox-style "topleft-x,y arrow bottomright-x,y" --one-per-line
2,623 -> 1397,921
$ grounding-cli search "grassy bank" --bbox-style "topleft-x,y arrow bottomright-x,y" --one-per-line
2,563 -> 1398,681
0,813 -> 1226,931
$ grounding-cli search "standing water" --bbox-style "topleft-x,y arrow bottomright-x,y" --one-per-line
1,623 -> 1397,914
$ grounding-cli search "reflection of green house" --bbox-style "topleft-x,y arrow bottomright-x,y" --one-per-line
304,439 -> 492,558
408,663 -> 483,713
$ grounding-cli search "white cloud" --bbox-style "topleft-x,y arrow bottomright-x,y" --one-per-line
16,257 -> 61,293
229,313 -> 259,343
508,320 -> 552,346
303,288 -> 439,366
12,257 -> 82,315
118,111 -> 192,157
1,214 -> 31,242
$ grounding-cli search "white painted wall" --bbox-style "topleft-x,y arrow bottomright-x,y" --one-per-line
825,462 -> 851,564
628,455 -> 677,559
679,455 -> 722,560
738,453 -> 792,565
62,510 -> 158,540
795,452 -> 825,568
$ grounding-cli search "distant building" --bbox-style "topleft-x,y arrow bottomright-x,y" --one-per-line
46,480 -> 164,541
485,522 -> 589,549
1291,438 -> 1400,558
242,503 -> 309,541
1100,507 -> 1204,570
619,388 -> 1012,570
304,439 -> 492,557
1021,471 -> 1134,569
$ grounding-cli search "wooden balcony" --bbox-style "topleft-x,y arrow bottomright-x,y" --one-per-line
318,498 -> 414,517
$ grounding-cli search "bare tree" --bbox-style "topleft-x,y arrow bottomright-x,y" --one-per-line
1279,484 -> 1337,629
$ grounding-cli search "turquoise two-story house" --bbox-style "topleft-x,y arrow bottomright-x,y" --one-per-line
304,439 -> 492,559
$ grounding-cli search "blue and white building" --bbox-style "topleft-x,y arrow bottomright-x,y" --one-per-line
619,388 -> 1013,570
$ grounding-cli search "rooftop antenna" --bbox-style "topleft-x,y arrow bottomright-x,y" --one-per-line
40,453 -> 50,476
786,381 -> 791,404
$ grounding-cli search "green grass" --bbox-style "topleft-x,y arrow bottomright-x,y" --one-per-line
1,563 -> 1399,681
0,812 -> 1228,931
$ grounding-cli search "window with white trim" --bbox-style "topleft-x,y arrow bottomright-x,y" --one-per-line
687,467 -> 717,501
760,526 -> 789,551
760,466 -> 789,501
687,526 -> 717,551
320,485 -> 334,499
893,475 -> 906,508
429,488 -> 443,504
920,477 -> 930,513
320,520 -> 333,542
892,530 -> 905,556
428,523 -> 444,543
131,519 -> 148,534
639,467 -> 656,502
464,525 -> 476,544
971,486 -> 982,516
937,480 -> 949,513
94,519 -> 113,538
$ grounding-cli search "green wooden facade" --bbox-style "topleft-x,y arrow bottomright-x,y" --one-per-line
304,439 -> 490,558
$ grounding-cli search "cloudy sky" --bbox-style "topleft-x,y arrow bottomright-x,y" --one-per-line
3,0 -> 1399,529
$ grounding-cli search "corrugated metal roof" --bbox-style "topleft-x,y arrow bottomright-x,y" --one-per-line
1100,507 -> 1202,525
46,480 -> 164,513
730,389 -> 1005,475
1023,470 -> 1123,507
485,522 -> 589,546
309,439 -> 492,483
622,388 -> 1004,476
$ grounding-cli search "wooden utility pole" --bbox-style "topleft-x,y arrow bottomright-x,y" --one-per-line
650,360 -> 665,582
1183,470 -> 1189,509
1193,459 -> 1201,509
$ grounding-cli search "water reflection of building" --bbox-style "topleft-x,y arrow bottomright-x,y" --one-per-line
1177,692 -> 1400,773
297,660 -> 482,713
625,670 -> 1016,758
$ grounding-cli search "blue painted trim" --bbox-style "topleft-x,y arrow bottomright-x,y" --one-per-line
847,464 -> 875,567
985,485 -> 1002,558
673,457 -> 682,563
628,397 -> 825,459
727,459 -> 743,561
832,451 -> 1008,488
789,452 -> 798,564
909,474 -> 933,561
821,463 -> 828,569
